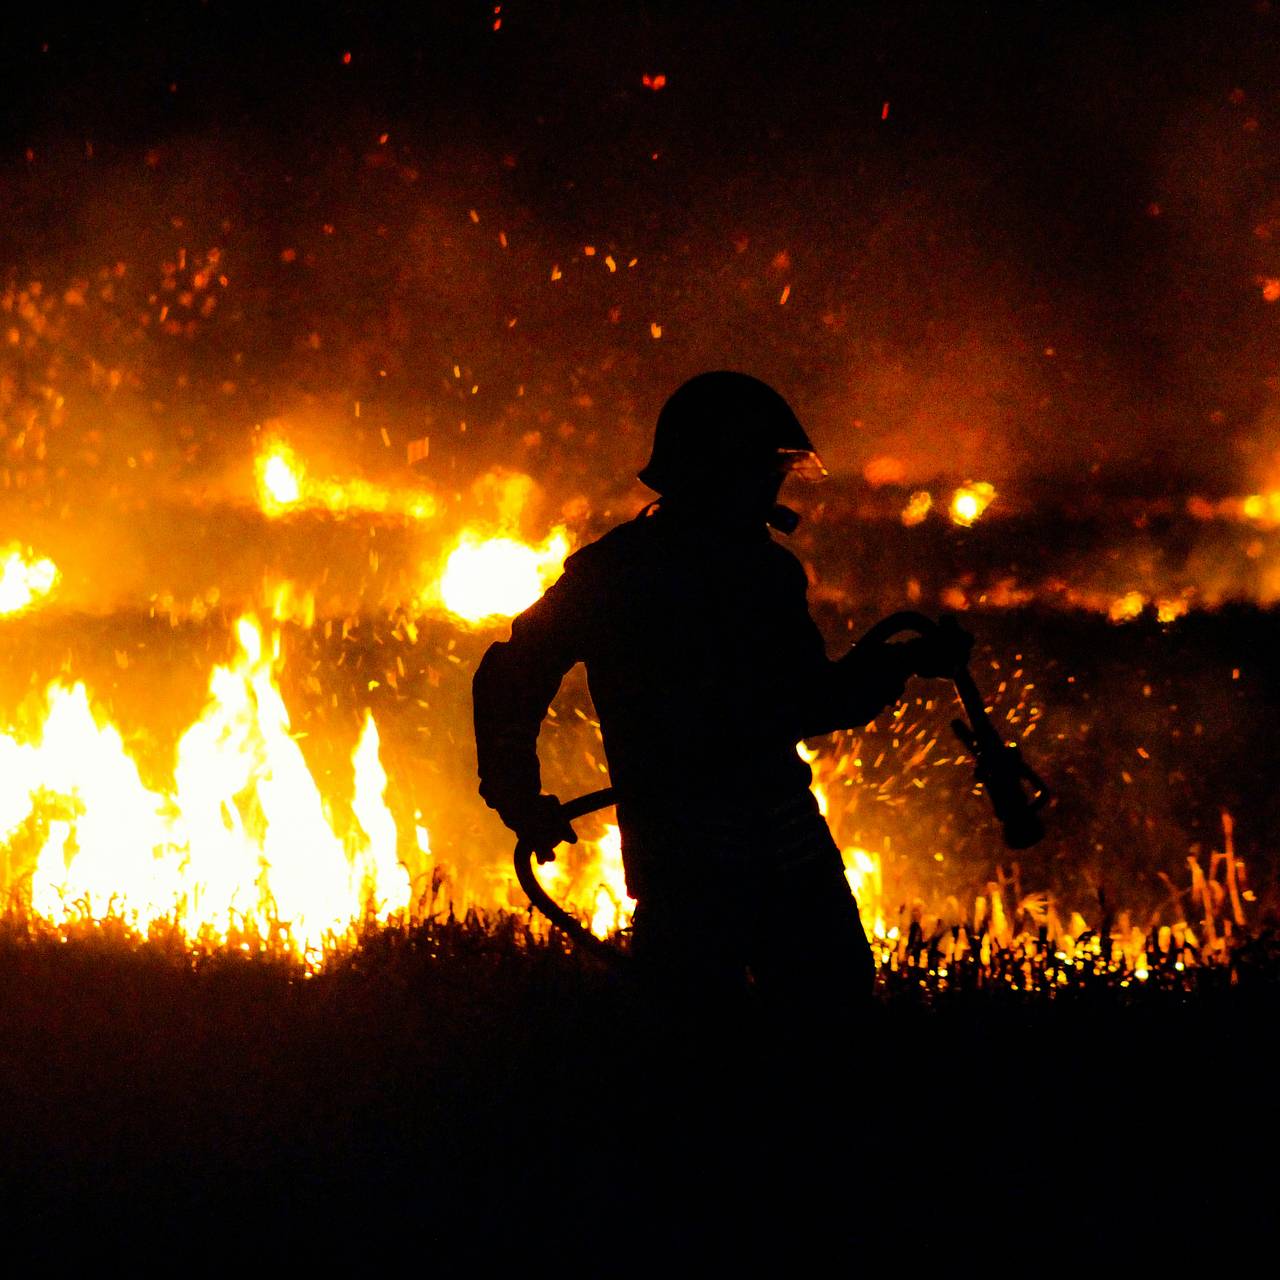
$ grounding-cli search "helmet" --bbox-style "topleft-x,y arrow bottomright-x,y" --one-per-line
638,371 -> 826,496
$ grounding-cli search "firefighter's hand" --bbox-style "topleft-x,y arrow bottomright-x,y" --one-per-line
900,616 -> 974,679
507,794 -> 579,864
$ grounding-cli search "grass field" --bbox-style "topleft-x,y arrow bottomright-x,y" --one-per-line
0,912 -> 1274,1267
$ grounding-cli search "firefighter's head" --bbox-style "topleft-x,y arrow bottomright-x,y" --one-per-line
640,372 -> 825,522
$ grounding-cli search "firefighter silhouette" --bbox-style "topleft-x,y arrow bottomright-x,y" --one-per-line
473,372 -> 971,1011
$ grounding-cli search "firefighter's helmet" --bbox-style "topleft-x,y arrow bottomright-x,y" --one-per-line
638,371 -> 826,495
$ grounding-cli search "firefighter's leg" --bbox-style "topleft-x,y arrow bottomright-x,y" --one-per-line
747,852 -> 875,1022
629,887 -> 750,1009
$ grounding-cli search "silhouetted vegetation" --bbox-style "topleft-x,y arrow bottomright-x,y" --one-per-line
0,910 -> 1273,1264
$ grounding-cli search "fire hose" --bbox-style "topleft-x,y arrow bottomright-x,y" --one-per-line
514,610 -> 1049,958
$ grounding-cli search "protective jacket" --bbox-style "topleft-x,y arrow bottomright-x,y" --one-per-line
473,503 -> 906,900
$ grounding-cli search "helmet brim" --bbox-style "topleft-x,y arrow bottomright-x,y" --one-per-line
776,448 -> 828,481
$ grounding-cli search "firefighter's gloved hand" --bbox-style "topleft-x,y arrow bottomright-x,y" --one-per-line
900,616 -> 974,678
505,794 -> 578,864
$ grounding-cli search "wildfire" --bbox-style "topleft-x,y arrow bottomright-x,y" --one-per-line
259,444 -> 303,511
949,481 -> 996,526
519,820 -> 635,941
6,614 -> 414,963
800,742 -> 887,937
842,845 -> 885,940
586,823 -> 635,939
439,528 -> 571,623
254,436 -> 438,521
1107,590 -> 1192,623
1188,490 -> 1280,528
255,439 -> 305,515
0,544 -> 60,616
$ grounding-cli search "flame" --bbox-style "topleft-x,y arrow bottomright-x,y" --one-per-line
901,490 -> 933,526
842,845 -> 885,940
439,528 -> 571,623
1108,590 -> 1146,622
1187,490 -> 1280,528
258,443 -> 302,512
586,823 -> 635,939
254,436 -> 438,521
7,614 -> 412,963
517,819 -> 634,942
0,544 -> 60,616
949,481 -> 996,526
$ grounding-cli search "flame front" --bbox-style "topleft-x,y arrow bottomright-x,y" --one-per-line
10,614 -> 412,963
0,544 -> 59,616
255,435 -> 438,520
439,528 -> 571,624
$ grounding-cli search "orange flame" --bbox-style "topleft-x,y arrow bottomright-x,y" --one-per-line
7,615 -> 412,964
254,436 -> 438,521
949,481 -> 996,526
438,528 -> 571,624
0,544 -> 59,616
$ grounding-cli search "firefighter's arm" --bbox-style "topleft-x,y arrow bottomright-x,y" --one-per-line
797,624 -> 976,738
472,565 -> 588,857
768,557 -> 902,739
793,639 -> 913,739
779,557 -> 971,738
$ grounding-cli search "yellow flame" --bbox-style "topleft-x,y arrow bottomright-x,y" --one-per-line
439,528 -> 571,624
261,452 -> 302,510
842,846 -> 884,939
254,436 -> 438,521
1108,590 -> 1146,622
586,823 -> 635,940
949,481 -> 996,526
0,544 -> 59,616
9,614 -> 412,963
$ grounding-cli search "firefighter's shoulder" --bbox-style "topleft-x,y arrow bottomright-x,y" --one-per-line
559,514 -> 654,581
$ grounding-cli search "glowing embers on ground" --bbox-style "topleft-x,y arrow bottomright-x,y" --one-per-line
0,544 -> 59,616
3,615 -> 413,960
439,527 -> 571,624
254,436 -> 438,520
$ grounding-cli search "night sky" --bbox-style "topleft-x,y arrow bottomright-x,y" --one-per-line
5,0 -> 1280,505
